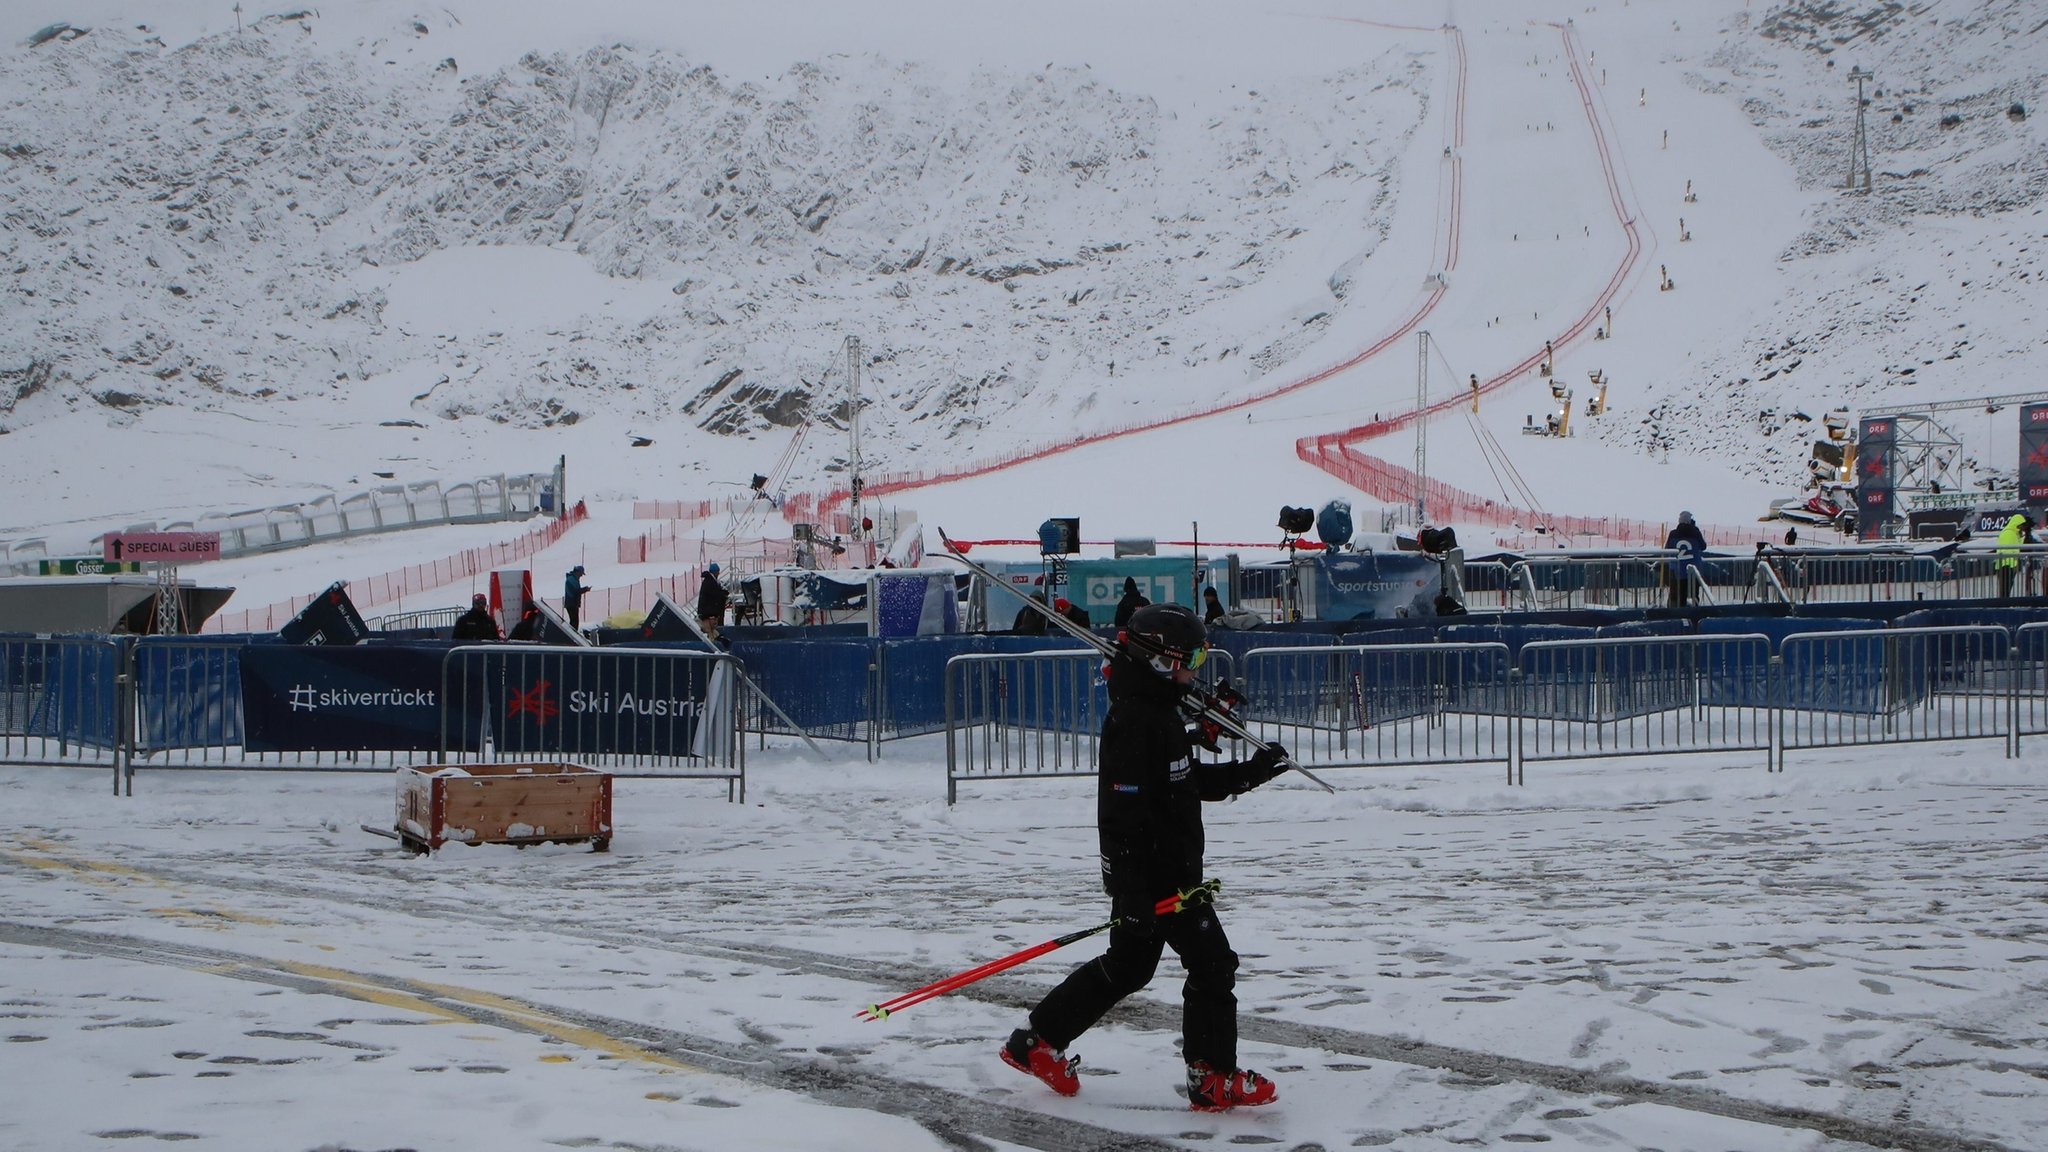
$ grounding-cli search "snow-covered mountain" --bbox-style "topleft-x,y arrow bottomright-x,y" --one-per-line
1,0 -> 2042,560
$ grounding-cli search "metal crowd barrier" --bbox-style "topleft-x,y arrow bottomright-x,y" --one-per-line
1464,550 -> 2032,612
1237,643 -> 1513,779
2018,623 -> 2048,750
942,626 -> 2039,800
944,651 -> 1106,804
1517,635 -> 1774,779
1777,626 -> 2011,764
0,635 -> 124,780
129,638 -> 445,778
943,649 -> 1238,803
439,645 -> 745,797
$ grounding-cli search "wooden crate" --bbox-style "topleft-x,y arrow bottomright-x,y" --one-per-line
396,763 -> 611,854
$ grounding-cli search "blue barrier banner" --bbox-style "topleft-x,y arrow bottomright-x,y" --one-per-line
135,642 -> 239,751
485,651 -> 715,756
874,572 -> 959,637
241,645 -> 461,752
731,638 -> 875,737
1311,553 -> 1441,620
19,642 -> 119,748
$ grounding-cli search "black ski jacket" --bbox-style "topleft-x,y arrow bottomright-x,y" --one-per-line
452,607 -> 499,641
1096,652 -> 1279,912
697,573 -> 729,621
1113,582 -> 1151,628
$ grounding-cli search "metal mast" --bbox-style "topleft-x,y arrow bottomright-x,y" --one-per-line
1414,331 -> 1430,526
1846,66 -> 1873,192
846,335 -> 864,539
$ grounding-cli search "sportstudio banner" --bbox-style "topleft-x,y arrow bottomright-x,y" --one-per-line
1856,416 -> 1896,541
2020,403 -> 2048,506
484,651 -> 729,757
1308,553 -> 1441,621
240,645 -> 475,752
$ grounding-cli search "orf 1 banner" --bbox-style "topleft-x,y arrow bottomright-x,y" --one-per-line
2019,403 -> 2048,506
103,531 -> 221,563
1855,416 -> 1897,541
240,645 -> 477,752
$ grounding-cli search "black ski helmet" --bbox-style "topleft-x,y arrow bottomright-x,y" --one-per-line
1123,602 -> 1207,665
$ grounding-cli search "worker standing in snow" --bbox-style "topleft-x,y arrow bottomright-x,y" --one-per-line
1665,511 -> 1707,608
1996,512 -> 2033,599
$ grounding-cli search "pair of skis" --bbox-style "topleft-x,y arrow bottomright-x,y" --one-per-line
934,527 -> 1334,794
857,881 -> 1221,1021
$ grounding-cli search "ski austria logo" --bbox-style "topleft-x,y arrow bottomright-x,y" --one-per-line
507,680 -> 560,726
507,679 -> 704,727
288,683 -> 435,712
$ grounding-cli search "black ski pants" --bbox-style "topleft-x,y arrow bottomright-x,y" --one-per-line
1028,901 -> 1240,1070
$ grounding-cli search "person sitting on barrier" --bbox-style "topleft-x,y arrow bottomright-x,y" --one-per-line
1665,511 -> 1707,607
452,594 -> 501,642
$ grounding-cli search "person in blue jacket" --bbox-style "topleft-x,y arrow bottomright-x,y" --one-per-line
563,565 -> 589,630
1665,511 -> 1707,607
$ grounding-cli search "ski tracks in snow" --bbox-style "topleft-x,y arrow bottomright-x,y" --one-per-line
3,777 -> 2043,1152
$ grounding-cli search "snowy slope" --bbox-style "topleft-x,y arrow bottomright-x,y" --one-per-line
0,0 -> 2043,579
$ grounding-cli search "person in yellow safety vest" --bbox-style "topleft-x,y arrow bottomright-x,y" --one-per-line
1996,512 -> 2034,599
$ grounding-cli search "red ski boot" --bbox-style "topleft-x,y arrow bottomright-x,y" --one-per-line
1186,1062 -> 1278,1111
1001,1028 -> 1080,1096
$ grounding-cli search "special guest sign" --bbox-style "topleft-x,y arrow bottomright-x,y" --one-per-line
101,531 -> 221,563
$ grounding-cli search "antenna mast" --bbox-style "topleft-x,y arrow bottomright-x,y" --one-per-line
1846,66 -> 1874,192
846,335 -> 864,540
1414,331 -> 1430,526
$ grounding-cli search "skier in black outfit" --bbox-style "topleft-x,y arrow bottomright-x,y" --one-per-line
1002,603 -> 1290,1112
1112,576 -> 1150,627
451,594 -> 500,641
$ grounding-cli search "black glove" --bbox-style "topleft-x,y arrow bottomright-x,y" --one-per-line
1246,743 -> 1289,784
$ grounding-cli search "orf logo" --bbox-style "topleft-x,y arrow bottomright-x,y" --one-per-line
2029,408 -> 2048,424
507,680 -> 559,726
1865,420 -> 1890,436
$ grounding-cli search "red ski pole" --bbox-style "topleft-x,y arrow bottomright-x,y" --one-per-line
857,881 -> 1219,1021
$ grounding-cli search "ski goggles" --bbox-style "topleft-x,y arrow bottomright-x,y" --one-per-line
1147,646 -> 1208,674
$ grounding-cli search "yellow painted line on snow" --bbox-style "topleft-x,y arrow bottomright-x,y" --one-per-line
4,838 -> 690,1077
274,959 -> 696,1073
0,838 -> 276,926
